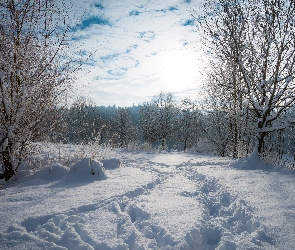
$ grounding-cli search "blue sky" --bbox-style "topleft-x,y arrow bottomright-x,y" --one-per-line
69,0 -> 206,107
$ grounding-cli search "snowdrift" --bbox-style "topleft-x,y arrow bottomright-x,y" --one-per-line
2,157 -> 121,188
64,158 -> 107,183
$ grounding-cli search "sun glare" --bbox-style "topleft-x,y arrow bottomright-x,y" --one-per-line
157,49 -> 200,92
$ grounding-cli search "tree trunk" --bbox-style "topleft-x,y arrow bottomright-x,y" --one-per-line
161,138 -> 166,150
2,149 -> 15,182
183,137 -> 188,151
233,119 -> 238,158
257,132 -> 267,156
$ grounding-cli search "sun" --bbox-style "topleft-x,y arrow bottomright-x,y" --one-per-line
157,49 -> 200,92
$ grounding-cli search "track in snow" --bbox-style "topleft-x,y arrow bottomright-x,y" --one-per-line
0,152 -> 274,249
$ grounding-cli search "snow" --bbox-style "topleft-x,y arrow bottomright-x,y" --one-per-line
1,144 -> 295,249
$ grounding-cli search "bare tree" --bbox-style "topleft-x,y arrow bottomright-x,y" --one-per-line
139,103 -> 158,144
177,98 -> 200,151
204,59 -> 255,157
0,0 -> 78,181
110,107 -> 137,148
199,0 -> 295,156
152,92 -> 176,149
139,92 -> 176,149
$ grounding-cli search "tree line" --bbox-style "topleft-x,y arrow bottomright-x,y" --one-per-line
43,92 -> 295,168
45,94 -> 201,152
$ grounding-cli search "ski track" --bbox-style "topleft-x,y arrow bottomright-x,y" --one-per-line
0,152 -> 276,249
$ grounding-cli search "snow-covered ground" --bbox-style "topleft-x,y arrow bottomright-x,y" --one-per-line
0,144 -> 295,249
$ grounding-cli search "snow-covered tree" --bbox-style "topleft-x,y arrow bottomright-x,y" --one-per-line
110,107 -> 137,148
62,98 -> 102,144
200,0 -> 295,156
139,92 -> 177,149
203,60 -> 257,157
0,0 -> 76,181
139,103 -> 158,144
200,110 -> 233,156
153,92 -> 176,149
176,98 -> 200,151
38,106 -> 66,142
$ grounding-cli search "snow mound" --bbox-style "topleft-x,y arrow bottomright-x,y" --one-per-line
102,158 -> 121,169
3,165 -> 69,188
2,157 -> 122,188
0,178 -> 5,187
64,158 -> 107,183
230,154 -> 268,170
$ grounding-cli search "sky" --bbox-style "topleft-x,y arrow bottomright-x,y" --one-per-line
68,0 -> 207,107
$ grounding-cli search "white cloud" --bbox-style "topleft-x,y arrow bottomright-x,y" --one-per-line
68,0 -> 206,106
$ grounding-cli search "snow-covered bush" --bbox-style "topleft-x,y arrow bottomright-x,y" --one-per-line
0,0 -> 78,181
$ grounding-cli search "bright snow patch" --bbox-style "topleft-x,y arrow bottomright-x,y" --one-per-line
0,144 -> 295,249
65,158 -> 107,182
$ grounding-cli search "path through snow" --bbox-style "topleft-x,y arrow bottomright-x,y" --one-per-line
0,147 -> 294,249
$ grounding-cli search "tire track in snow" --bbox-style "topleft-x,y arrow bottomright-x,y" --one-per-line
115,201 -> 180,249
1,155 -> 275,250
115,157 -> 275,249
109,159 -> 185,249
10,158 -> 180,249
128,156 -> 275,249
182,168 -> 275,249
14,165 -> 168,250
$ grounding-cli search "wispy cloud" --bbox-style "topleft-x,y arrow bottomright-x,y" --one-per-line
68,0 -> 206,107
183,19 -> 195,26
93,3 -> 104,10
129,10 -> 141,16
77,16 -> 110,30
